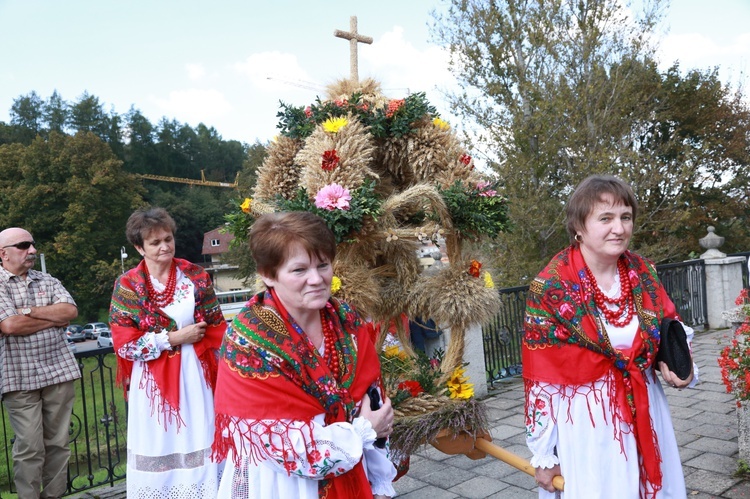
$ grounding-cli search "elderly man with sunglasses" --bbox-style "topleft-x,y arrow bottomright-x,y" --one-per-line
0,227 -> 80,499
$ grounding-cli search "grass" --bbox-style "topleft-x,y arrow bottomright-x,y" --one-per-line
0,353 -> 128,496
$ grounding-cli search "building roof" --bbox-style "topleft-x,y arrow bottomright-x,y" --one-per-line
202,227 -> 235,255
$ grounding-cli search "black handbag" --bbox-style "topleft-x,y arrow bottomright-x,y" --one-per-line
656,317 -> 692,380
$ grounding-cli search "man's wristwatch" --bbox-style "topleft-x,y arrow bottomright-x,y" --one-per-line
20,307 -> 31,316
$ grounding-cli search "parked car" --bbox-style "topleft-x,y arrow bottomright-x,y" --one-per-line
97,331 -> 113,348
66,324 -> 86,342
67,341 -> 78,354
82,322 -> 110,340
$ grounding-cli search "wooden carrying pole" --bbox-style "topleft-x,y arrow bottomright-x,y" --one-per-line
474,438 -> 565,491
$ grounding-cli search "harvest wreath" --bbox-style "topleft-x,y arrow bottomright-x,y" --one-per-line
225,78 -> 508,457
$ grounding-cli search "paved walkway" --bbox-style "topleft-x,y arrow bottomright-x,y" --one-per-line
71,328 -> 747,498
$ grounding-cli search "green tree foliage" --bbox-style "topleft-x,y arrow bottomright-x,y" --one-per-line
433,0 -> 750,283
44,90 -> 68,134
0,132 -> 144,319
223,140 -> 267,283
9,91 -> 44,144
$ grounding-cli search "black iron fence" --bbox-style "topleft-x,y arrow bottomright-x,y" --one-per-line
0,347 -> 126,496
483,259 -> 711,387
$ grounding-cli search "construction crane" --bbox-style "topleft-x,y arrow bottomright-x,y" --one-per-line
136,170 -> 239,189
265,75 -> 326,92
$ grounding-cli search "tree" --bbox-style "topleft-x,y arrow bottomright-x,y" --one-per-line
432,0 -> 749,283
44,90 -> 69,135
0,132 -> 145,318
223,140 -> 267,279
9,91 -> 45,144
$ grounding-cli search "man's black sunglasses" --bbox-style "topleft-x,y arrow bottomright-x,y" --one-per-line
2,241 -> 36,250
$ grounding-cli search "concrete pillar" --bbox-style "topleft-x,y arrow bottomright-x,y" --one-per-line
426,323 -> 488,399
738,403 -> 750,463
704,256 -> 746,329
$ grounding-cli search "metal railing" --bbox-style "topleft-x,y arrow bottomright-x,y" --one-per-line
483,285 -> 527,387
656,259 -> 708,328
0,347 -> 126,496
483,259 -> 710,386
728,252 -> 750,288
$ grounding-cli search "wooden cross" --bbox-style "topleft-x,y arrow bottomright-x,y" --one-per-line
334,16 -> 373,83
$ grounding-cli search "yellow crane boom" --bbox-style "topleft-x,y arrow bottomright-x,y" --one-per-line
136,170 -> 239,188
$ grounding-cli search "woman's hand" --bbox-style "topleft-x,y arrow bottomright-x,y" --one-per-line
168,321 -> 207,346
360,392 -> 394,439
658,361 -> 693,388
535,464 -> 560,493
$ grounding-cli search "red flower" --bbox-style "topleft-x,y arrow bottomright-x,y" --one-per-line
559,302 -> 575,320
334,99 -> 348,107
460,153 -> 472,165
284,461 -> 298,472
554,327 -> 571,341
534,398 -> 546,410
304,106 -> 312,118
321,150 -> 340,171
468,260 -> 482,278
398,380 -> 424,397
543,288 -> 565,306
307,449 -> 321,464
736,288 -> 750,306
386,99 -> 405,118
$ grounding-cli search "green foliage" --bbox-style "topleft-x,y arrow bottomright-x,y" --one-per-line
275,179 -> 383,244
438,180 -> 511,240
0,132 -> 144,318
275,92 -> 437,140
735,459 -> 750,479
411,349 -> 444,396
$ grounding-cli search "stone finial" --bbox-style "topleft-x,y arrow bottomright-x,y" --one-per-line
699,226 -> 726,259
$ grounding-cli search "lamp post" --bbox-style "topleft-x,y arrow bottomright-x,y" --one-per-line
120,247 -> 128,274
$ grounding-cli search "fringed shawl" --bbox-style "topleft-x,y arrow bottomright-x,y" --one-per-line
523,246 -> 677,499
212,290 -> 381,499
109,258 -> 226,424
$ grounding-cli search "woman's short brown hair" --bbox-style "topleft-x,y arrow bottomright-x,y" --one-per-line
125,207 -> 177,248
565,175 -> 638,244
250,212 -> 336,279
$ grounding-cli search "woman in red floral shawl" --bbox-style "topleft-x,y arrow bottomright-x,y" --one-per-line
109,207 -> 226,498
523,176 -> 697,499
212,211 -> 397,499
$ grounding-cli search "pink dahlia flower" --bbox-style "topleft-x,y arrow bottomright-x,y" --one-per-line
314,183 -> 351,211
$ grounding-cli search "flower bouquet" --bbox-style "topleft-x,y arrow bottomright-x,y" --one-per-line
377,329 -> 489,460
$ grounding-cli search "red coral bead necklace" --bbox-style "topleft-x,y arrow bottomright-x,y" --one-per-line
145,261 -> 177,308
585,258 -> 634,327
321,310 -> 340,381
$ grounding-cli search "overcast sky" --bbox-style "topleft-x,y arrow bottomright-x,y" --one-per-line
1,0 -> 748,145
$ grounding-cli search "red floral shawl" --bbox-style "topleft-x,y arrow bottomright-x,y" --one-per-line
523,246 -> 678,498
109,258 -> 226,424
212,290 -> 382,499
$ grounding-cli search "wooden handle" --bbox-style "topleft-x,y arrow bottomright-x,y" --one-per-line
474,438 -> 565,491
